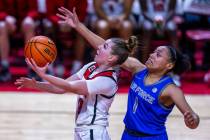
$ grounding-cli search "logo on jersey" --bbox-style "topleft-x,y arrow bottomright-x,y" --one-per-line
131,81 -> 155,104
152,87 -> 158,93
88,65 -> 97,72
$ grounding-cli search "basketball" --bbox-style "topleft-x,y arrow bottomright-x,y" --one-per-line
24,36 -> 57,67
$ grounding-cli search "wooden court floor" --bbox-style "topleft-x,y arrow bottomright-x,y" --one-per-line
0,92 -> 209,140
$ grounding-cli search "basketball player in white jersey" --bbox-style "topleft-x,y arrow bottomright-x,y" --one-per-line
15,20 -> 138,140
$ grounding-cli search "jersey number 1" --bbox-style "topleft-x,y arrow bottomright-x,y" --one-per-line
133,97 -> 138,114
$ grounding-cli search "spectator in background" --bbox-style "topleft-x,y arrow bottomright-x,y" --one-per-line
93,0 -> 134,40
58,0 -> 88,75
20,0 -> 64,78
139,0 -> 178,63
20,0 -> 40,45
22,0 -> 88,77
0,0 -> 17,82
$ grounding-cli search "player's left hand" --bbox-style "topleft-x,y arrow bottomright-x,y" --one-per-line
184,111 -> 200,129
14,77 -> 37,90
25,58 -> 49,77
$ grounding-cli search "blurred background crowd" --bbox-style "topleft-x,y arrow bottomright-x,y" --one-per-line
0,0 -> 209,87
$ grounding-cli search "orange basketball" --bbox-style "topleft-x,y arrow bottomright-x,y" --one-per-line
24,36 -> 57,67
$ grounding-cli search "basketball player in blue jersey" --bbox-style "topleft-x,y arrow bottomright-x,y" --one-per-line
120,45 -> 200,139
55,7 -> 200,140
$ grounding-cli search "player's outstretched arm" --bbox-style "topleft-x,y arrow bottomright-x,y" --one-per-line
166,85 -> 200,129
57,7 -> 105,49
14,77 -> 66,94
37,75 -> 88,95
15,60 -> 81,94
121,57 -> 146,74
25,58 -> 89,95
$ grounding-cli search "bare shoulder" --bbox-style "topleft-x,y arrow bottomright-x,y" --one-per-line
164,84 -> 183,96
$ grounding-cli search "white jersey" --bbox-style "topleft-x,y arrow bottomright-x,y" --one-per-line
75,62 -> 118,128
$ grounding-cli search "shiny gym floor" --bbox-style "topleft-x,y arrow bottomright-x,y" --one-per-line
0,92 -> 209,140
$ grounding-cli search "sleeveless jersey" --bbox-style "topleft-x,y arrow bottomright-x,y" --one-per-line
123,68 -> 175,135
75,62 -> 118,127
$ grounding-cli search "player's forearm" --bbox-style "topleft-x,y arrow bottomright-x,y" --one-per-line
75,23 -> 105,49
39,74 -> 75,93
121,57 -> 145,74
35,81 -> 65,94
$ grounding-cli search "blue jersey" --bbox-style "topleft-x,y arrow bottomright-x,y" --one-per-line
123,68 -> 175,135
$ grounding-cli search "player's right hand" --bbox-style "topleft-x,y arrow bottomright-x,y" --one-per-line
57,7 -> 79,28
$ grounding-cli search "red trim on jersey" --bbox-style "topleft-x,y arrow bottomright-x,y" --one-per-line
83,62 -> 116,83
76,62 -> 117,121
84,63 -> 98,79
75,97 -> 85,121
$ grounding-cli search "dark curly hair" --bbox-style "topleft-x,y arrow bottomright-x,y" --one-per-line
167,46 -> 191,74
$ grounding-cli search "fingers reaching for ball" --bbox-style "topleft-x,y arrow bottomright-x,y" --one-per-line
25,58 -> 49,77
